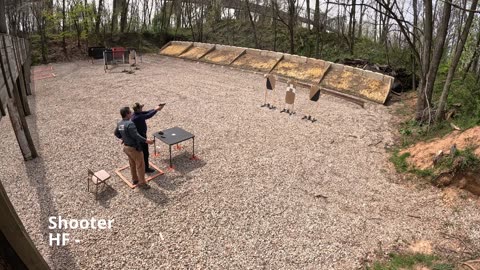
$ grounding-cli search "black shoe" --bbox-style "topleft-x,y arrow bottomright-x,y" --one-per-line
145,168 -> 155,173
132,180 -> 139,185
138,183 -> 151,190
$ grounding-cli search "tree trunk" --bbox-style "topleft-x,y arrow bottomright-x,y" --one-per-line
416,0 -> 452,122
0,0 -> 6,33
348,0 -> 356,54
357,0 -> 364,38
306,0 -> 310,31
412,0 -> 418,92
120,0 -> 130,33
95,0 -> 103,34
415,0 -> 433,121
435,0 -> 478,121
112,0 -> 118,33
287,0 -> 296,54
318,0 -> 328,57
463,29 -> 480,79
62,0 -> 67,57
314,0 -> 319,57
272,0 -> 277,51
245,0 -> 259,48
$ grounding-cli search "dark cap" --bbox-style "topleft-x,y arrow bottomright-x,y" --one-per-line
132,102 -> 144,112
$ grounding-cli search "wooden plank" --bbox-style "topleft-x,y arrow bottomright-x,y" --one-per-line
268,55 -> 284,74
228,49 -> 246,65
0,177 -> 50,270
20,38 -> 27,64
7,79 -> 38,159
0,84 -> 7,116
10,36 -> 30,116
7,46 -> 18,79
0,35 -> 13,98
158,41 -> 172,53
23,40 -> 32,88
317,63 -> 331,84
179,43 -> 194,56
198,45 -> 216,60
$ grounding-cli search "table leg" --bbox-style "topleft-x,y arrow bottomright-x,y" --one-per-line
193,137 -> 195,157
154,137 -> 156,156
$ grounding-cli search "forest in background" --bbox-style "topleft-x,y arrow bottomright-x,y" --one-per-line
3,0 -> 480,131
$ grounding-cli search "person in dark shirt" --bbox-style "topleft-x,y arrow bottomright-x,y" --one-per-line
114,107 -> 154,189
131,102 -> 165,173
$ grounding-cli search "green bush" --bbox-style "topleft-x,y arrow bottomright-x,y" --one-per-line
390,150 -> 411,173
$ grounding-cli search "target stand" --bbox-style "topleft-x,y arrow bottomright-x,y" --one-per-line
261,74 -> 276,110
302,85 -> 320,123
104,48 -> 137,73
280,80 -> 297,115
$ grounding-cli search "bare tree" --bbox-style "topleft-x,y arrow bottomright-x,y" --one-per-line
245,0 -> 259,48
95,0 -> 103,34
436,0 -> 479,121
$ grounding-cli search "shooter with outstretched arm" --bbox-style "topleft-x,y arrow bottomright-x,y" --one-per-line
131,102 -> 165,173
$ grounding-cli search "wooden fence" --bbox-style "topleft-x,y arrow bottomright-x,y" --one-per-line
0,33 -> 50,269
0,34 -> 37,160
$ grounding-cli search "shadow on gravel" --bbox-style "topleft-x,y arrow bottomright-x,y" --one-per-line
160,152 -> 207,175
96,185 -> 118,208
151,152 -> 206,192
140,187 -> 169,205
23,91 -> 79,269
153,174 -> 192,191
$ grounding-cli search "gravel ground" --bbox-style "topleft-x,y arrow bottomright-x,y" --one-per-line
1,55 -> 479,269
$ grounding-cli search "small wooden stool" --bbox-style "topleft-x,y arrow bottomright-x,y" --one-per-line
87,169 -> 111,199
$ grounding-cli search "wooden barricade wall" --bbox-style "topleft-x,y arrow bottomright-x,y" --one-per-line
0,33 -> 48,269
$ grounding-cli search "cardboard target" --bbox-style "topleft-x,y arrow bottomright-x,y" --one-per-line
265,74 -> 276,90
285,90 -> 296,104
310,85 -> 321,102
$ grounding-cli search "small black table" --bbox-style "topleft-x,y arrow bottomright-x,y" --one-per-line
153,127 -> 196,169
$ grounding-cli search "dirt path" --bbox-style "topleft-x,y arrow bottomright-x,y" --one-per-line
0,55 -> 479,269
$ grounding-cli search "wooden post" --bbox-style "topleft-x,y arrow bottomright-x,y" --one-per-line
0,2 -> 47,269
6,99 -> 36,160
1,36 -> 37,160
0,0 -> 5,34
24,40 -> 33,95
11,36 -> 30,116
0,180 -> 51,270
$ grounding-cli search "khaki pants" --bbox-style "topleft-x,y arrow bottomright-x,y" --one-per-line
123,146 -> 146,184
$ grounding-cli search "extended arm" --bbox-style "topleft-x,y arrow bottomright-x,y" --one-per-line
139,109 -> 158,120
